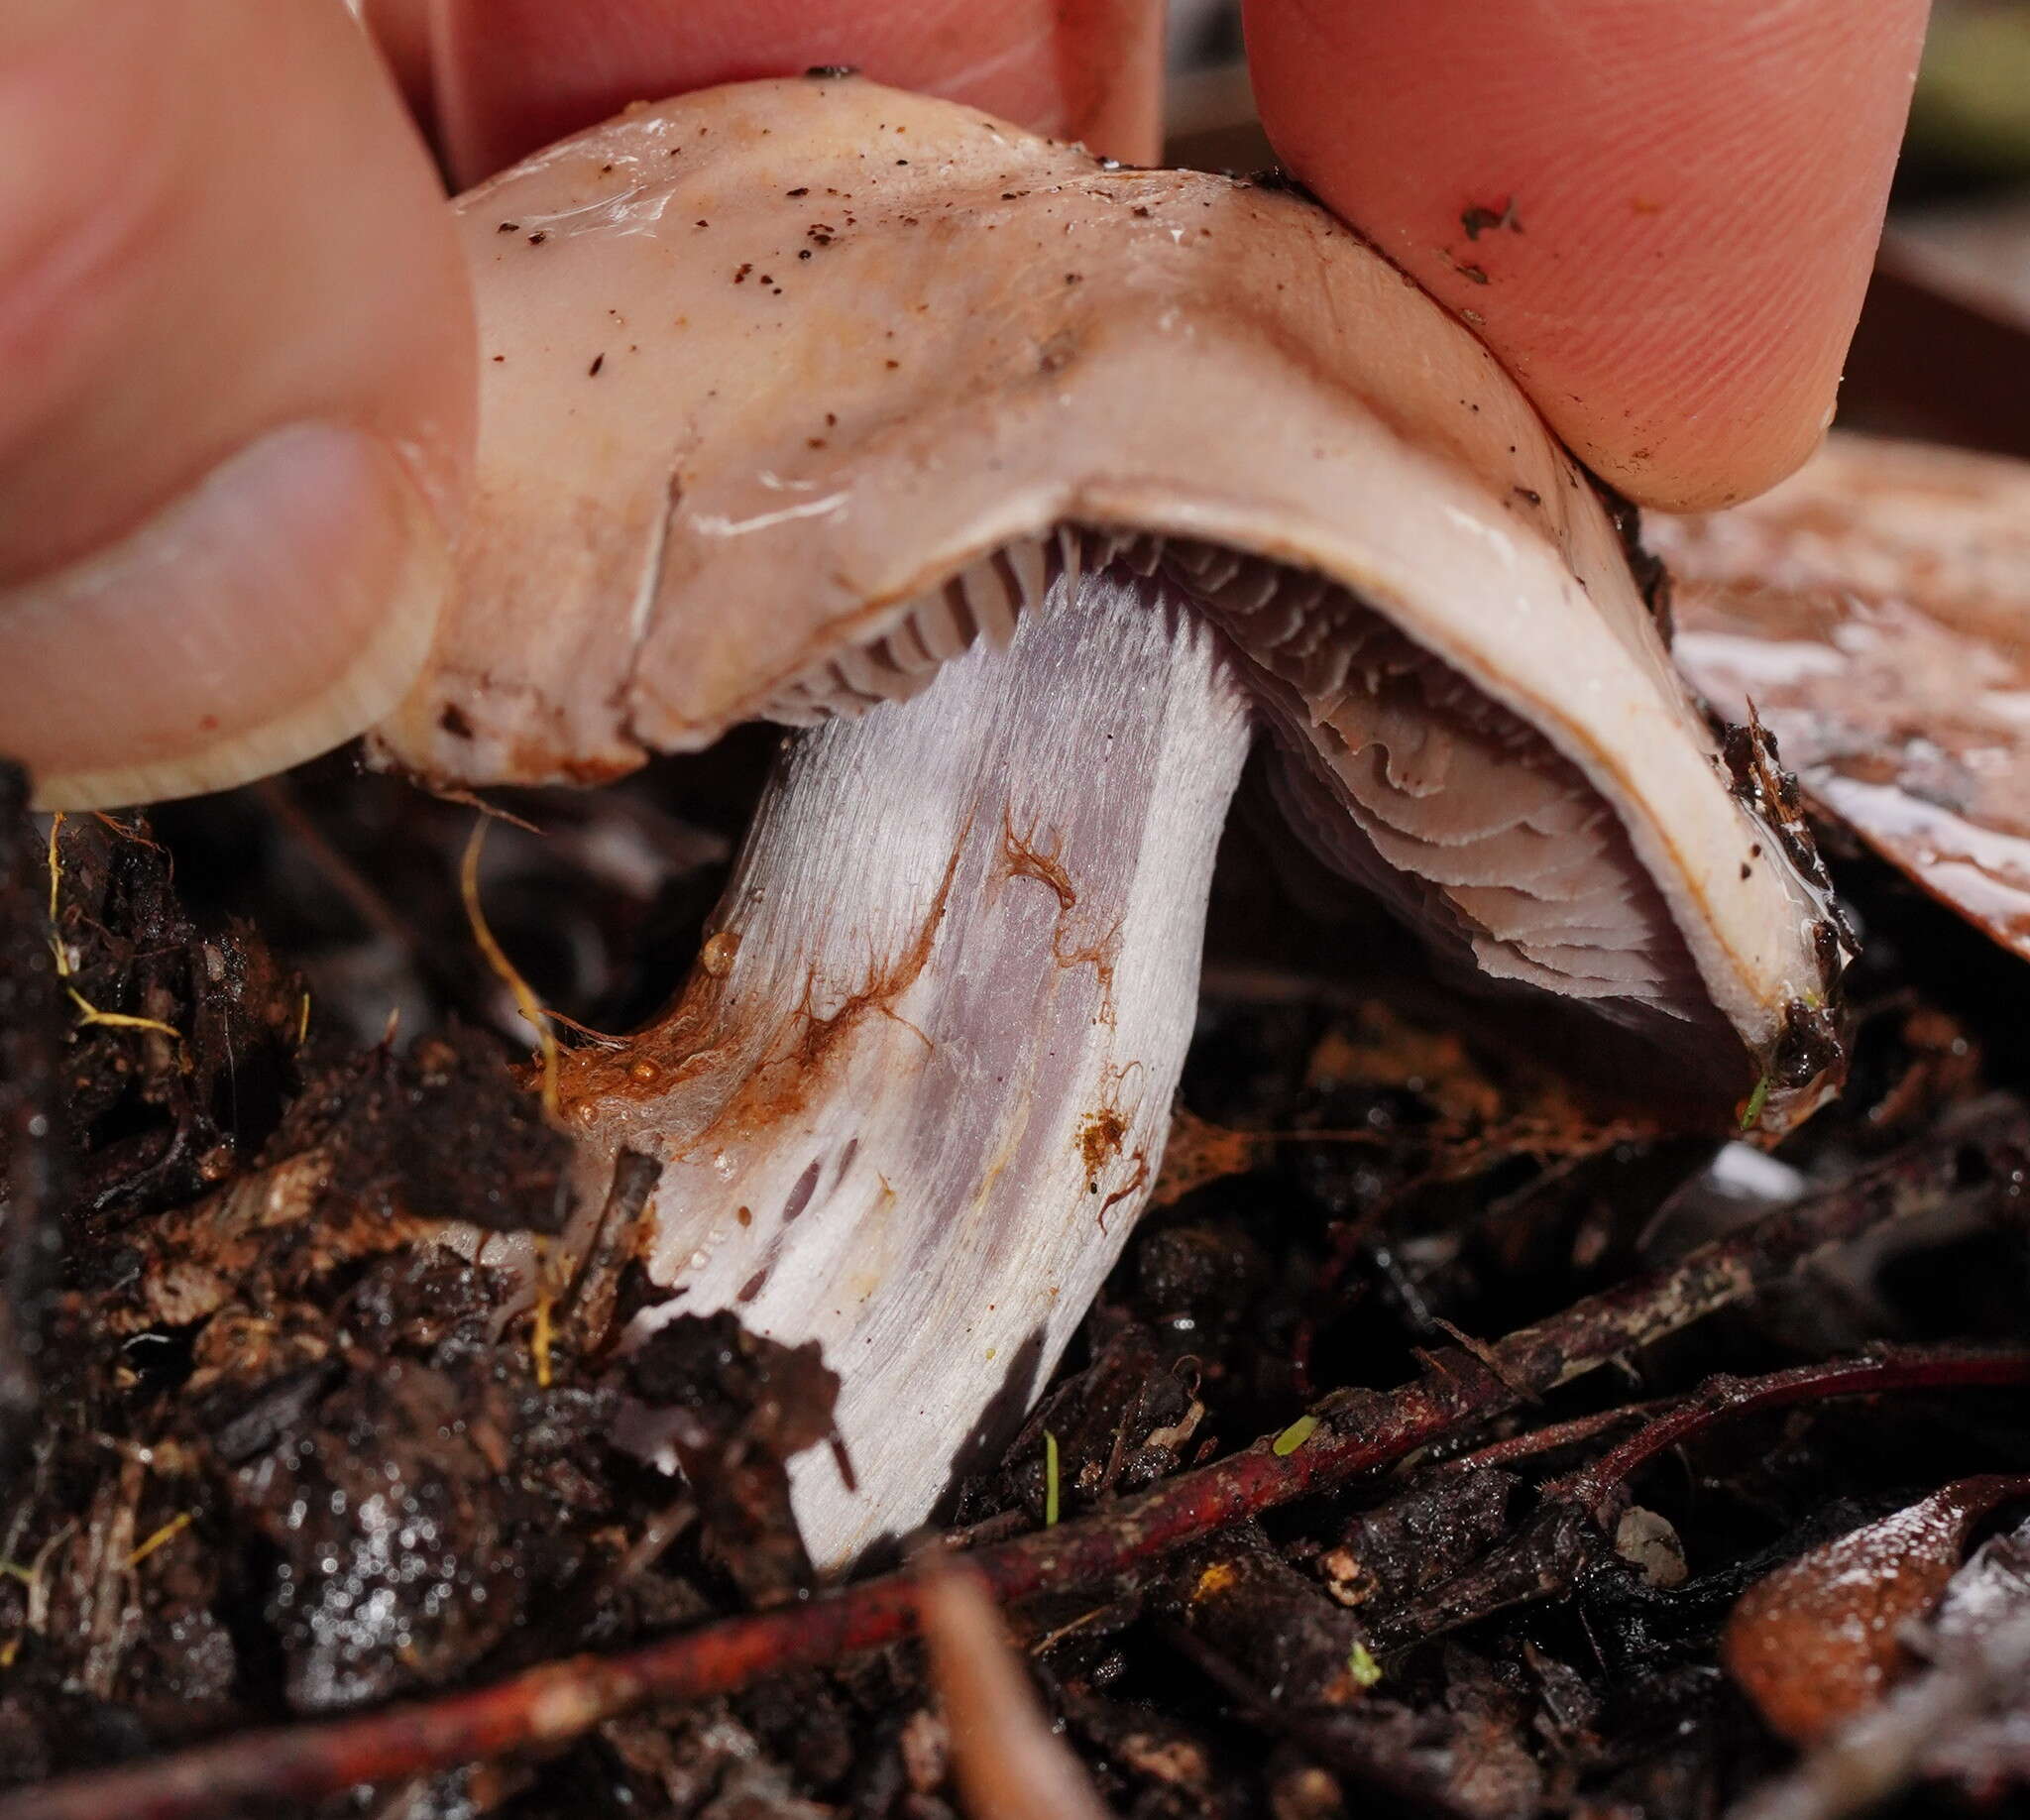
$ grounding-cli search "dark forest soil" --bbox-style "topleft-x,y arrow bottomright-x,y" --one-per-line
1,744 -> 2027,1820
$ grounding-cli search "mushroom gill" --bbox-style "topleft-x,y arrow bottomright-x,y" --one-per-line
373,75 -> 1847,1565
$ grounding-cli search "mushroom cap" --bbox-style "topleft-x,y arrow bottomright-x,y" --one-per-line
1656,432 -> 2030,965
374,74 -> 1843,1108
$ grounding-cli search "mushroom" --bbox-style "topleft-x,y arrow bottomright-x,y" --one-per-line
1652,432 -> 2030,965
373,74 -> 1847,1566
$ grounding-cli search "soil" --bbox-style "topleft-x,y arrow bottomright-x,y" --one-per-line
1,737 -> 2027,1820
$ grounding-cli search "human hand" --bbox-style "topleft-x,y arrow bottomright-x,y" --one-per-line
0,0 -> 1926,810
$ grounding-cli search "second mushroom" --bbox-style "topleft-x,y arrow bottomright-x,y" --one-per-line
376,75 -> 1848,1566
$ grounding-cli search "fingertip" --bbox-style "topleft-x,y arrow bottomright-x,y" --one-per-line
419,0 -> 1164,184
1245,0 -> 1927,510
0,0 -> 473,802
1583,356 -> 1838,516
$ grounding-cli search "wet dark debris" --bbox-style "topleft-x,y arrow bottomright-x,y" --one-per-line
1592,477 -> 1675,641
1461,200 -> 1522,241
0,742 -> 2027,1819
0,766 -> 62,1479
627,1312 -> 841,1610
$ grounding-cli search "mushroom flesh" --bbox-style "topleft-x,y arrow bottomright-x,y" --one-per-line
375,75 -> 1848,1566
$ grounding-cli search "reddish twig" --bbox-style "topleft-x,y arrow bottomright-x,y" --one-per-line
4,1097 -> 2022,1820
1554,1345 -> 2030,1522
1380,1343 -> 2030,1650
1457,1399 -> 1667,1470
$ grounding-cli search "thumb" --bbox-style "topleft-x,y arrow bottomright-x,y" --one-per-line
0,0 -> 473,810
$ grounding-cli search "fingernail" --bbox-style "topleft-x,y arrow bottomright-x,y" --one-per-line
0,422 -> 451,809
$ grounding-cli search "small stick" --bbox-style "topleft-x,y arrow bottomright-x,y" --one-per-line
4,1097 -> 2021,1820
917,1550 -> 1112,1820
1456,1400 -> 1667,1470
1554,1346 -> 2030,1522
1381,1344 -> 2030,1649
558,1149 -> 662,1356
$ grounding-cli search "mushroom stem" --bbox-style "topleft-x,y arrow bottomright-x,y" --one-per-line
570,559 -> 1253,1566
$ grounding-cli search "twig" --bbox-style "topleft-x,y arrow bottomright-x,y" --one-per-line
3,1097 -> 2022,1820
1456,1400 -> 1666,1470
558,1149 -> 662,1357
1555,1346 -> 2030,1523
1381,1344 -> 2030,1649
918,1551 -> 1112,1820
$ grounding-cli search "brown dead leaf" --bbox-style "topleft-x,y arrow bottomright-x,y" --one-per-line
1723,1474 -> 2030,1744
1154,998 -> 1658,1212
1308,1011 -> 1503,1127
1150,1105 -> 1263,1208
